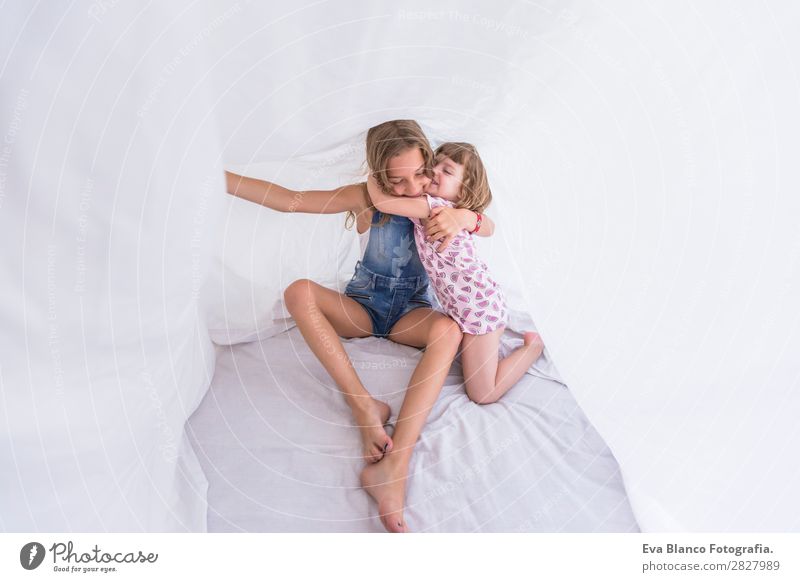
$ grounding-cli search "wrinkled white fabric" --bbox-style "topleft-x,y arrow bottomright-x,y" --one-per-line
189,321 -> 637,532
1,1 -> 224,531
3,0 -> 799,534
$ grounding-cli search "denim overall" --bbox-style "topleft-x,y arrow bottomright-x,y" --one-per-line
344,210 -> 438,337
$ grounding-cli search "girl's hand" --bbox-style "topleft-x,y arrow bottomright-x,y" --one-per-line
425,207 -> 474,252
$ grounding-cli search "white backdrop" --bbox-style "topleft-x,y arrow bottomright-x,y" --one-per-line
1,2 -> 224,530
2,0 -> 799,532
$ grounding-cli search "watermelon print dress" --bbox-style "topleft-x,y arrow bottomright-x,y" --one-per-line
410,195 -> 508,335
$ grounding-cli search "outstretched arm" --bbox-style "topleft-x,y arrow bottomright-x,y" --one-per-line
365,174 -> 429,219
225,170 -> 365,214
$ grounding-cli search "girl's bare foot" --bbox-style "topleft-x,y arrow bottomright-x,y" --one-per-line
360,451 -> 409,532
523,331 -> 544,359
352,398 -> 393,464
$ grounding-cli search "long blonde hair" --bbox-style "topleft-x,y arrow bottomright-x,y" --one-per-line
345,120 -> 434,229
434,142 -> 493,213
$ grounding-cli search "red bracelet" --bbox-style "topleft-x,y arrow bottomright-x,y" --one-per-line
470,212 -> 482,234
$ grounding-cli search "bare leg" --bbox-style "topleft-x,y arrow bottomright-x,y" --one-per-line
359,308 -> 463,533
283,279 -> 393,464
461,329 -> 545,405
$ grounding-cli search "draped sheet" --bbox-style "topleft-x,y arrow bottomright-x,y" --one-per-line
1,1 -> 224,530
2,0 -> 799,532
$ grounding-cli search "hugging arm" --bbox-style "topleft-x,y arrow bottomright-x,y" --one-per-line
423,205 -> 496,252
225,170 -> 364,214
365,174 -> 430,219
425,207 -> 495,240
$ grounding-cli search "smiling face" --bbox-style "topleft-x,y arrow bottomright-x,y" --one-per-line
427,155 -> 465,203
384,147 -> 431,197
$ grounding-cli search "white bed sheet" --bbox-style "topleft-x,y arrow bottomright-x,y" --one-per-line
187,314 -> 638,532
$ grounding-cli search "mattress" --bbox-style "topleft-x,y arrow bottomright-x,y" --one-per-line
187,315 -> 639,532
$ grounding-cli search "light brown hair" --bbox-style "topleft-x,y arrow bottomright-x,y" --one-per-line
434,142 -> 493,213
346,119 -> 434,229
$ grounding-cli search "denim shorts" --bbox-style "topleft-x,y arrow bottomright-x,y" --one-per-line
344,261 -> 434,338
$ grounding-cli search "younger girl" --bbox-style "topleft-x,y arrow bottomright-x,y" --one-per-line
367,142 -> 545,404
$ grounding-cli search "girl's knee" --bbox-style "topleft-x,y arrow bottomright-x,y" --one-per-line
283,279 -> 315,312
465,385 -> 499,405
428,317 -> 462,346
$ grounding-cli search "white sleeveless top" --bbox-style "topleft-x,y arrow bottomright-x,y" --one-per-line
358,228 -> 370,260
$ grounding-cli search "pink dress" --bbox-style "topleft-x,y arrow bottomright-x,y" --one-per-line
411,195 -> 508,335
